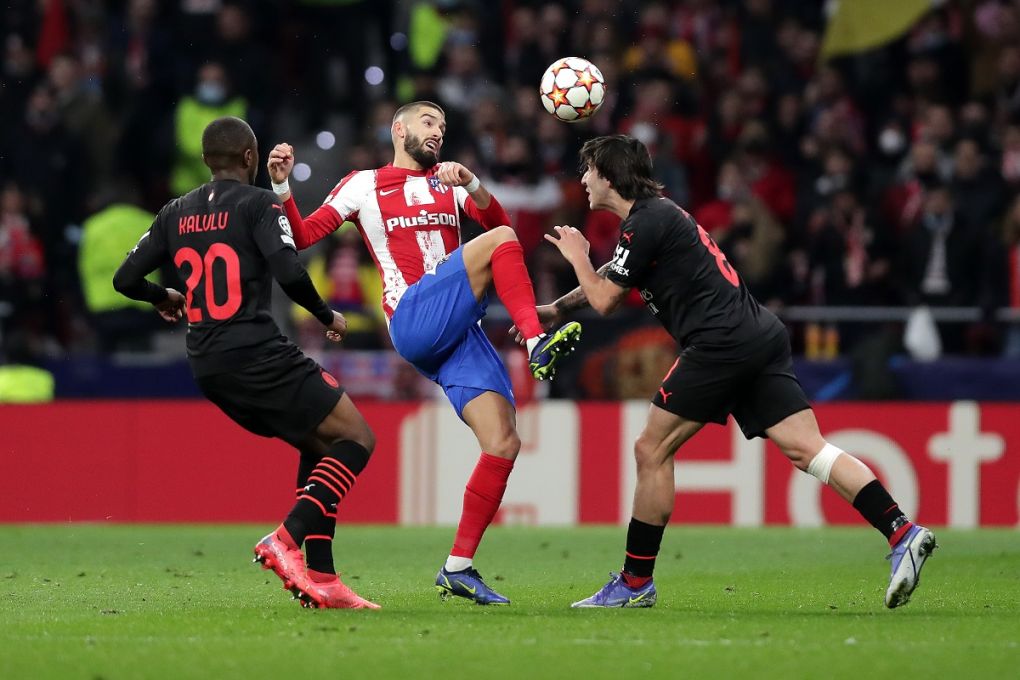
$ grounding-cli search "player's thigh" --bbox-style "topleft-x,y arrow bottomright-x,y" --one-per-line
461,225 -> 516,299
763,407 -> 825,465
389,249 -> 486,368
195,348 -> 343,449
652,354 -> 738,429
637,402 -> 704,467
306,392 -> 375,455
730,333 -> 812,440
461,390 -> 519,457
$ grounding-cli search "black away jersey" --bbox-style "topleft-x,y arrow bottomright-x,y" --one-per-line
605,197 -> 784,357
118,180 -> 296,375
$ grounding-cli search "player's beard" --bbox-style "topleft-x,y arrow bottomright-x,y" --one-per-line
404,132 -> 439,168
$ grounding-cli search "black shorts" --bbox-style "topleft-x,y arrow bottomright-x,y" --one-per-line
652,330 -> 810,439
195,344 -> 344,448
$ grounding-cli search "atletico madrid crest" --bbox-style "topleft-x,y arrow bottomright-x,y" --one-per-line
428,176 -> 449,194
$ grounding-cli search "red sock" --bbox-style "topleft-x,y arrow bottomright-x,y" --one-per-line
274,524 -> 299,550
622,572 -> 652,589
888,520 -> 915,547
491,241 -> 543,339
307,569 -> 336,583
451,453 -> 515,558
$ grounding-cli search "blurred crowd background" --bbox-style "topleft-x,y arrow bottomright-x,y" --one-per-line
3,0 -> 1020,402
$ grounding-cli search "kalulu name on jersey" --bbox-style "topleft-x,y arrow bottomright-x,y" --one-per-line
384,210 -> 457,232
179,211 -> 230,235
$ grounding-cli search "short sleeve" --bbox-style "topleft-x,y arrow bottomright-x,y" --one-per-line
605,220 -> 659,289
250,192 -> 296,257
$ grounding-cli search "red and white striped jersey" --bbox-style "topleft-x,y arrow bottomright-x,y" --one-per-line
285,164 -> 511,318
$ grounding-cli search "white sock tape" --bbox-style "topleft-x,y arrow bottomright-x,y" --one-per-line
806,443 -> 844,484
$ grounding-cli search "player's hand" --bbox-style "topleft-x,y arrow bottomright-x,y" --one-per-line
509,304 -> 561,346
435,161 -> 474,188
544,225 -> 590,266
154,288 -> 187,323
325,311 -> 347,343
267,143 -> 295,184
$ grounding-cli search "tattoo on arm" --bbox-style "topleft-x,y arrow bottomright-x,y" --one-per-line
554,262 -> 611,314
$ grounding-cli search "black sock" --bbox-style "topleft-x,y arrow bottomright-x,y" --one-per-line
852,479 -> 911,543
622,517 -> 665,580
283,441 -> 371,548
292,451 -> 334,574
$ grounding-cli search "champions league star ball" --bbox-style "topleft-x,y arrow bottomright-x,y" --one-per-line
539,57 -> 606,123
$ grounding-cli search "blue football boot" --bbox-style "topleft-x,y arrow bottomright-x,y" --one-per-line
571,572 -> 657,608
885,524 -> 937,608
435,566 -> 510,605
529,321 -> 582,381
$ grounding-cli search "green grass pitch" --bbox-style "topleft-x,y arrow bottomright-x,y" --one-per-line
1,525 -> 1018,679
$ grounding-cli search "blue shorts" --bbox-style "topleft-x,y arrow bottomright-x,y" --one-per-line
389,247 -> 514,420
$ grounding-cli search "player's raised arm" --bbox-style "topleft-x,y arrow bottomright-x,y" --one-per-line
545,225 -> 628,316
266,143 -> 351,250
442,161 -> 511,229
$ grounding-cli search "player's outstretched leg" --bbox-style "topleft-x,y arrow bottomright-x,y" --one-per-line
766,409 -> 938,608
464,226 -> 582,380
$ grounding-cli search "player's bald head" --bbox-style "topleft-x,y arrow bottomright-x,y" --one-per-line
202,116 -> 256,171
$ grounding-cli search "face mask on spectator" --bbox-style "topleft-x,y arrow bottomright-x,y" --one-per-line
196,81 -> 226,105
923,211 -> 951,232
879,127 -> 906,156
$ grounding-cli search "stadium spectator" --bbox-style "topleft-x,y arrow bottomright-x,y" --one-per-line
77,181 -> 158,352
47,52 -> 117,194
481,132 -> 564,258
0,183 -> 46,357
996,195 -> 1020,356
170,61 -> 247,196
952,137 -> 1008,233
293,227 -> 386,352
1,0 -> 1019,384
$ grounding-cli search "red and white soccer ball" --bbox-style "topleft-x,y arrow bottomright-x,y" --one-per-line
539,57 -> 606,123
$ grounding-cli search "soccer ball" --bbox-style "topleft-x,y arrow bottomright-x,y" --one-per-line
539,57 -> 606,123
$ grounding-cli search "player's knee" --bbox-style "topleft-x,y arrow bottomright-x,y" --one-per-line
633,434 -> 661,471
799,442 -> 844,483
782,444 -> 814,472
488,224 -> 517,244
333,418 -> 375,455
487,430 -> 521,458
355,428 -> 376,455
